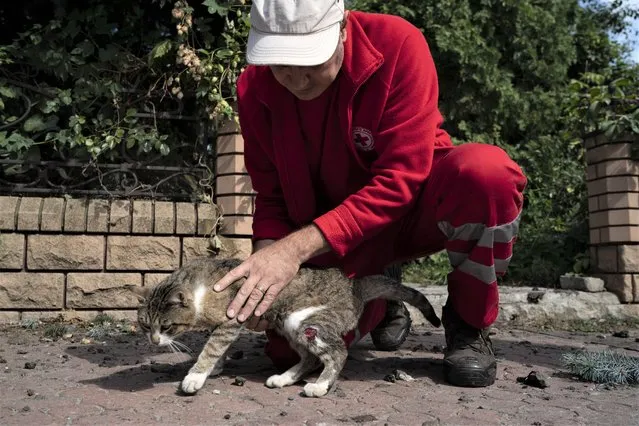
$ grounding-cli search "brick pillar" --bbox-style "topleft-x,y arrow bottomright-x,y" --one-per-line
214,119 -> 254,257
586,132 -> 639,303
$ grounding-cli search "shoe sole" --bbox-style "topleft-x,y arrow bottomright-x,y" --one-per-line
443,361 -> 497,387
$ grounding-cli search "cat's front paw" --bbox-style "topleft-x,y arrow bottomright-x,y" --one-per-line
265,373 -> 296,389
181,372 -> 208,394
303,381 -> 330,398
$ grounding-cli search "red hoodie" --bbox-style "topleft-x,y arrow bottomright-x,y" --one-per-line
236,10 -> 452,260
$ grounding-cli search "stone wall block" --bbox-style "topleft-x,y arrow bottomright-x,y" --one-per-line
597,159 -> 639,177
219,215 -> 253,236
132,200 -> 153,234
599,193 -> 639,210
27,235 -> 104,270
586,143 -> 631,164
41,198 -> 65,231
587,176 -> 639,196
590,210 -> 639,228
106,236 -> 180,270
216,132 -> 243,154
216,154 -> 247,175
0,312 -> 21,324
217,236 -> 252,259
86,199 -> 109,233
600,226 -> 639,243
109,200 -> 132,233
0,196 -> 19,230
0,233 -> 24,269
66,273 -> 142,308
63,198 -> 88,232
602,274 -> 634,302
144,273 -> 172,287
182,237 -> 213,264
596,246 -> 617,272
175,203 -> 196,235
216,174 -> 254,196
216,195 -> 255,216
17,197 -> 42,231
0,272 -> 64,308
196,203 -> 218,236
618,244 -> 639,273
154,201 -> 175,235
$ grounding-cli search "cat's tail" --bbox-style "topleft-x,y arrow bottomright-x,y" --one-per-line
354,275 -> 441,328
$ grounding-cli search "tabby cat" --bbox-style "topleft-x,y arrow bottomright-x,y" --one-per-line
133,256 -> 441,397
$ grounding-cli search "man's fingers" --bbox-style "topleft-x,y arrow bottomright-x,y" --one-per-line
226,273 -> 259,318
254,285 -> 280,317
213,264 -> 248,292
237,283 -> 269,322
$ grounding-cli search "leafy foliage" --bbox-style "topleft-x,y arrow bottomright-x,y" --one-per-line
565,68 -> 639,152
0,0 -> 249,164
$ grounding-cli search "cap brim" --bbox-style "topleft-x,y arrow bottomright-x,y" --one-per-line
246,22 -> 341,66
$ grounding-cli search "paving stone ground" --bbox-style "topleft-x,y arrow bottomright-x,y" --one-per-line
0,320 -> 637,425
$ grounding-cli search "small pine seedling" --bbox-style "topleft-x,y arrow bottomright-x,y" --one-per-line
562,349 -> 639,385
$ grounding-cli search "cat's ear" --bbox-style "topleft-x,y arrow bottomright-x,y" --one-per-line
128,285 -> 149,303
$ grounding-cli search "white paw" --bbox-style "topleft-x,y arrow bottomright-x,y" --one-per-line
181,372 -> 208,394
303,382 -> 330,398
265,373 -> 295,388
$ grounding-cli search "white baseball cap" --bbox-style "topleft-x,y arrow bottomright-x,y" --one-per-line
246,0 -> 345,66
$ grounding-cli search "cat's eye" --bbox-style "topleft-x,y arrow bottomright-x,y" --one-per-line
160,319 -> 172,332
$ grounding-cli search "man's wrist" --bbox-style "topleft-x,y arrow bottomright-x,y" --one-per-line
252,239 -> 275,253
282,224 -> 331,264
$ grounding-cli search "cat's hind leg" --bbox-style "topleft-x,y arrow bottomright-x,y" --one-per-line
181,321 -> 241,394
265,347 -> 320,389
296,325 -> 348,398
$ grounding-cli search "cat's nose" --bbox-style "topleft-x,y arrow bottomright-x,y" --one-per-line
151,334 -> 160,344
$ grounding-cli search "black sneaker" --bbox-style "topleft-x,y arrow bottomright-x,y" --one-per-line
370,265 -> 412,351
442,301 -> 497,387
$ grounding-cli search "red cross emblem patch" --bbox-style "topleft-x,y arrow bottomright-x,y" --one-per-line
352,127 -> 375,152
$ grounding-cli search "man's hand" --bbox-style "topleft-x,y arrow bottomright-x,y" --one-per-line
213,225 -> 330,325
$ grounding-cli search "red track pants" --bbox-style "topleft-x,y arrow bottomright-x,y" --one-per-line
264,142 -> 527,370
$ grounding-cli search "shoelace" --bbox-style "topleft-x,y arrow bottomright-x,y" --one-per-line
450,328 -> 494,355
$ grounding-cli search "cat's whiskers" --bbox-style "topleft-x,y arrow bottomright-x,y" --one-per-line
167,340 -> 185,364
172,339 -> 193,354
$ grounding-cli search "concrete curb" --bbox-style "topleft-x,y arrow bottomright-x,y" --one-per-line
405,284 -> 639,327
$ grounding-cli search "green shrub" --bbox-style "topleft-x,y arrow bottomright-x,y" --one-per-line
0,0 -> 248,164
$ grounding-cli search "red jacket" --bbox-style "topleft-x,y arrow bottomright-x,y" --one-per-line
236,11 -> 452,260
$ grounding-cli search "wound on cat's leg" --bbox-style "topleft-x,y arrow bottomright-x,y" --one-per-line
304,327 -> 318,341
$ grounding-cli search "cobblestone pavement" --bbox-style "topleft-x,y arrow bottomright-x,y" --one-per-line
0,321 -> 637,425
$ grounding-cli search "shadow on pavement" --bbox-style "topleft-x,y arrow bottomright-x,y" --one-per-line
69,325 -> 639,395
79,361 -> 191,392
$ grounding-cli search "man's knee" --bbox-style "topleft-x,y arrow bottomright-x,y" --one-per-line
449,143 -> 527,203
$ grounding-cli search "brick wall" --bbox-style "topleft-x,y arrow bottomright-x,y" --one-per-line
586,132 -> 639,303
0,121 -> 255,323
215,120 -> 256,236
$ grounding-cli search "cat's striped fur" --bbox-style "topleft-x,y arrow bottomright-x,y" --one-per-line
133,256 -> 441,397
